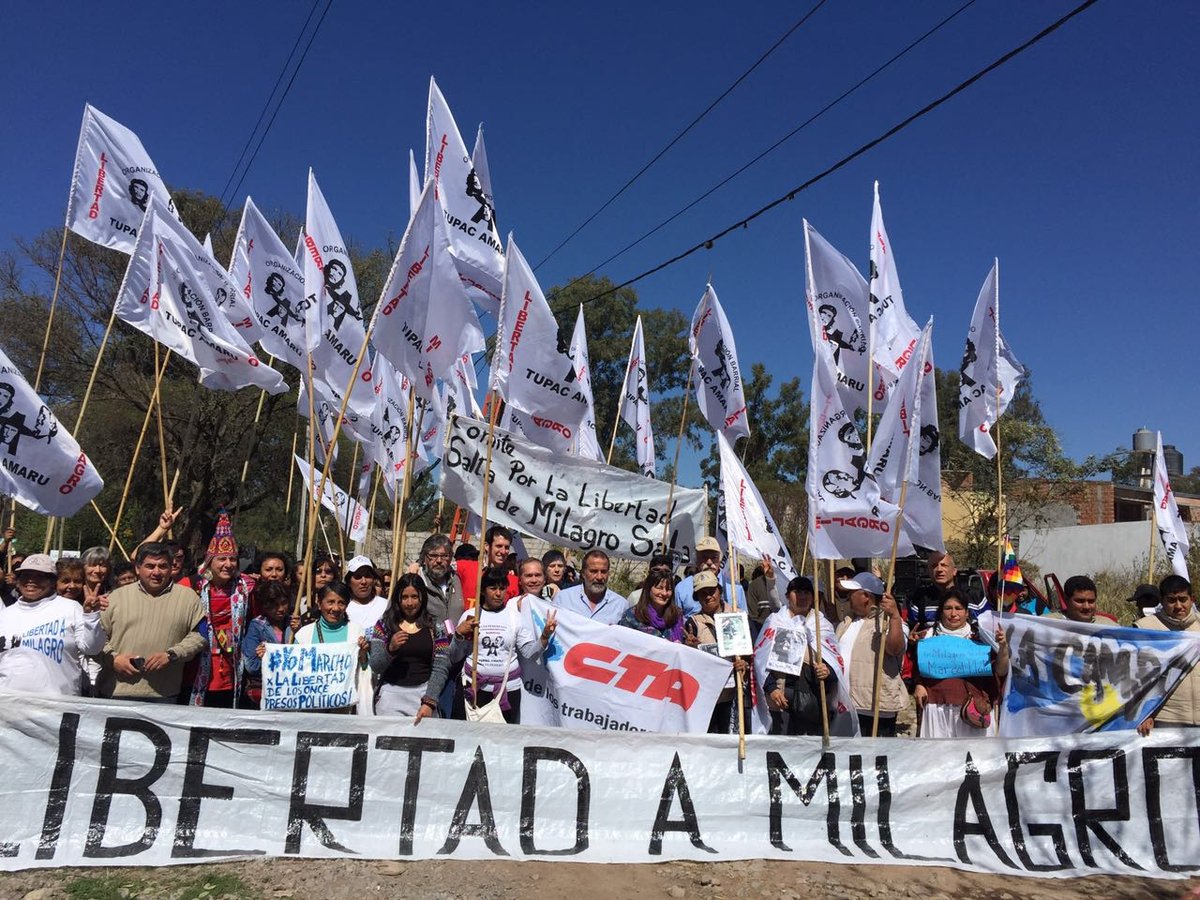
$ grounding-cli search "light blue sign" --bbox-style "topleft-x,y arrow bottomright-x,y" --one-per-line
916,635 -> 993,679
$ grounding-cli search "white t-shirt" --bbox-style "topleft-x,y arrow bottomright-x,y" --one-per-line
346,595 -> 388,633
0,594 -> 105,696
457,606 -> 533,691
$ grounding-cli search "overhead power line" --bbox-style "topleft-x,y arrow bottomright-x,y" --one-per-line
532,0 -> 830,271
215,0 -> 323,214
572,0 -> 1102,310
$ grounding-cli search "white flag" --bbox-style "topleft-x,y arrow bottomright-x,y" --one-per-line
445,352 -> 483,419
866,321 -> 944,552
0,345 -> 104,517
718,431 -> 795,583
618,316 -> 655,477
804,220 -> 871,415
374,178 -> 483,401
367,355 -> 427,492
408,149 -> 421,221
113,199 -> 286,395
568,305 -> 602,461
490,236 -> 588,453
65,105 -> 179,254
868,182 -> 922,384
471,124 -> 497,228
295,454 -> 367,541
299,171 -> 376,444
806,251 -> 912,561
958,260 -> 1025,459
690,284 -> 750,441
229,198 -> 310,369
425,78 -> 504,316
1154,431 -> 1191,577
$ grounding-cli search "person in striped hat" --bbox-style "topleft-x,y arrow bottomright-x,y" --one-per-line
189,509 -> 256,707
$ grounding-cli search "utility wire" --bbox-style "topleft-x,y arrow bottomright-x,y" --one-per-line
532,0 -> 830,271
213,0 -> 336,234
571,0 -> 981,287
216,0 -> 323,214
572,0 -> 1101,310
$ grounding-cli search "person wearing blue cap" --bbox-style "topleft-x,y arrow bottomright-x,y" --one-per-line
835,572 -> 908,737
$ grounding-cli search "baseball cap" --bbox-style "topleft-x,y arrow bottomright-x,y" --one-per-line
694,537 -> 721,555
15,554 -> 56,576
344,555 -> 376,575
839,572 -> 885,596
1127,584 -> 1160,606
693,571 -> 719,591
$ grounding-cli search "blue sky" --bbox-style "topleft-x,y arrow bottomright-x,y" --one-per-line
4,1 -> 1198,481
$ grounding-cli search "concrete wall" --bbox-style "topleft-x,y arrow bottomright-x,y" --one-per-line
1019,520 -> 1199,577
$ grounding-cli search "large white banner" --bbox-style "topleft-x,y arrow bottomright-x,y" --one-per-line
113,199 -> 287,395
1001,612 -> 1200,737
441,416 -> 705,563
295,455 -> 368,541
520,599 -> 731,733
65,105 -> 178,254
0,346 -> 104,517
2,692 -> 1198,876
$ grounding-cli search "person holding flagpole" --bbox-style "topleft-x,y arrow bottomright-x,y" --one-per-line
836,573 -> 908,737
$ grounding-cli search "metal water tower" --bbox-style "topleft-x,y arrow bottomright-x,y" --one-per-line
1164,444 -> 1184,478
1132,427 -> 1155,488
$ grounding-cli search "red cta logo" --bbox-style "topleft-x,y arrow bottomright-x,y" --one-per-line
563,643 -> 700,710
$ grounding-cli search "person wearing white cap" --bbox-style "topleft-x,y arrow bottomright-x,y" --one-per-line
674,537 -> 746,617
344,555 -> 388,632
835,572 -> 908,737
0,553 -> 105,695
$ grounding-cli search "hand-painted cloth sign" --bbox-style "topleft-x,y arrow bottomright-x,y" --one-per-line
1001,612 -> 1200,736
916,635 -> 994,680
441,416 -> 705,563
261,642 -> 358,711
4,692 -> 1198,876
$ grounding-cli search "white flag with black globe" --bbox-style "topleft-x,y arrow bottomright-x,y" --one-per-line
373,178 -> 483,401
804,220 -> 871,416
113,199 -> 287,395
0,345 -> 104,517
490,235 -> 587,454
568,305 -> 602,461
618,315 -> 655,477
958,260 -> 1025,459
65,104 -> 179,254
1153,431 -> 1191,578
425,77 -> 504,316
229,197 -> 311,369
718,431 -> 796,583
690,284 -> 750,442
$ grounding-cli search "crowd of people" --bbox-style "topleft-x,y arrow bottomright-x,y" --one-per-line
0,516 -> 1195,738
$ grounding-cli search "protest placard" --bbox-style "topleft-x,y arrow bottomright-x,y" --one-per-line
915,635 -> 994,680
261,643 -> 358,711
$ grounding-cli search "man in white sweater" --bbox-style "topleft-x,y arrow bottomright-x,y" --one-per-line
0,553 -> 105,695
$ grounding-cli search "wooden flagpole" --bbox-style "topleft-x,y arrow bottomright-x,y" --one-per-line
728,539 -> 746,760
90,500 -> 131,562
872,479 -> 909,737
813,552 -> 831,746
1148,503 -> 1157,584
108,349 -> 172,551
236,356 -> 277,490
284,419 -> 300,517
470,398 -> 502,707
153,343 -> 170,508
298,353 -> 322,617
660,360 -> 695,550
388,392 -> 418,593
45,295 -> 124,551
365,463 -> 382,558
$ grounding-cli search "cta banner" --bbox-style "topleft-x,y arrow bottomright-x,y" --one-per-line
441,416 -> 705,563
1,693 -> 1197,877
520,599 -> 731,733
